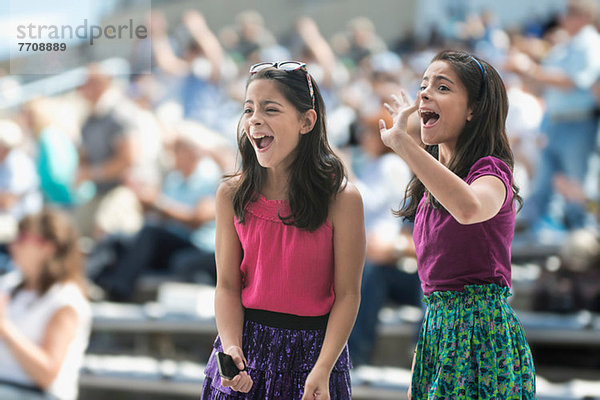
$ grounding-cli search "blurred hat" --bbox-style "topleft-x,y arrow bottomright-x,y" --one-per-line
0,119 -> 23,149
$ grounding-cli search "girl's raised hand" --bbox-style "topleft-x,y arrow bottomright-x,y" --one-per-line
379,90 -> 420,151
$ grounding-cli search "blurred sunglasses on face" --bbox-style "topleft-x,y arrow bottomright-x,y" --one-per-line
14,232 -> 49,245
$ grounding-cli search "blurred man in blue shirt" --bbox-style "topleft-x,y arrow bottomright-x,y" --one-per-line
507,0 -> 600,232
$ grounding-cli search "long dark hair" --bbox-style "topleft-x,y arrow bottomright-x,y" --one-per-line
229,66 -> 346,231
14,209 -> 86,297
398,50 -> 522,221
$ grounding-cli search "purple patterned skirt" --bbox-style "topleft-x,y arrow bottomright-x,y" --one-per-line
201,310 -> 352,399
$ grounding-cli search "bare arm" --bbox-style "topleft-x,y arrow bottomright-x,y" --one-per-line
297,17 -> 336,86
214,182 -> 244,350
183,11 -> 225,83
0,193 -> 19,211
213,181 -> 252,392
153,196 -> 216,228
303,183 -> 366,399
0,304 -> 78,389
519,65 -> 573,89
379,92 -> 506,225
505,52 -> 574,90
150,12 -> 189,77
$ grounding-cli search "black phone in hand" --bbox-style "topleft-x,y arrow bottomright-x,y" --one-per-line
216,352 -> 241,380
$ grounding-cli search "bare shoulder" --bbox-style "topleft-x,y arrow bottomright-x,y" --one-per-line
48,305 -> 79,330
216,177 -> 239,203
336,180 -> 363,203
330,181 -> 364,222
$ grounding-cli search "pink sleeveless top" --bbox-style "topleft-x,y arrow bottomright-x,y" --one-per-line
234,194 -> 335,316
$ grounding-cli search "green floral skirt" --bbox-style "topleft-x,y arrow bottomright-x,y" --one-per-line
411,284 -> 536,399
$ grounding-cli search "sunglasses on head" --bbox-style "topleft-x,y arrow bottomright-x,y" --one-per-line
249,61 -> 315,110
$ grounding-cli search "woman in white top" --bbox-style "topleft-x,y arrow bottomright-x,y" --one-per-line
0,209 -> 91,400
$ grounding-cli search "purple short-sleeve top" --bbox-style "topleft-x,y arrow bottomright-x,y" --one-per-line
413,156 -> 515,296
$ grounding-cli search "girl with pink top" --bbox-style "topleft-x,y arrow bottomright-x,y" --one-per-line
379,50 -> 535,399
201,61 -> 365,399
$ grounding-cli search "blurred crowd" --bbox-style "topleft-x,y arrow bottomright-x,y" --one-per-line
0,0 -> 599,373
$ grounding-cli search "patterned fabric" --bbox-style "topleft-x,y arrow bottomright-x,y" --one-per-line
411,284 -> 536,399
202,319 -> 352,399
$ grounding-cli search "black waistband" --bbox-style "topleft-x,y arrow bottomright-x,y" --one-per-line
244,308 -> 329,330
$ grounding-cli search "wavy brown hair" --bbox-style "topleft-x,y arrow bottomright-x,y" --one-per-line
229,66 -> 346,231
14,209 -> 86,297
397,50 -> 522,221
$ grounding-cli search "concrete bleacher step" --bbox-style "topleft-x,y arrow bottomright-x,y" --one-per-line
80,355 -> 205,397
89,297 -> 600,364
79,356 -> 412,399
87,283 -> 600,396
79,355 -> 600,400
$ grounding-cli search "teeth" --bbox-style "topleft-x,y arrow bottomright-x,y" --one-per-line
252,134 -> 266,139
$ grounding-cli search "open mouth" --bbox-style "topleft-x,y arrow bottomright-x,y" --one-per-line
251,133 -> 274,151
421,110 -> 440,128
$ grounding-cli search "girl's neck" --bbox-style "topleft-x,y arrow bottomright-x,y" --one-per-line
438,144 -> 454,166
22,278 -> 39,291
20,267 -> 42,291
262,169 -> 290,200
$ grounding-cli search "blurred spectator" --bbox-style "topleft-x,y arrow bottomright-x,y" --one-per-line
341,54 -> 408,147
74,64 -> 140,239
505,75 -> 545,198
22,98 -> 82,208
506,0 -> 600,233
348,110 -> 422,366
292,17 -> 343,89
532,228 -> 600,312
220,10 -> 277,64
332,17 -> 388,68
291,16 -> 354,146
0,120 -> 42,248
594,75 -> 600,106
92,123 -> 230,301
0,209 -> 90,400
122,99 -> 165,197
474,10 -> 511,65
151,10 -> 239,136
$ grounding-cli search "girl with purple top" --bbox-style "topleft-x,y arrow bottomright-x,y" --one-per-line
201,61 -> 365,399
379,50 -> 536,399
